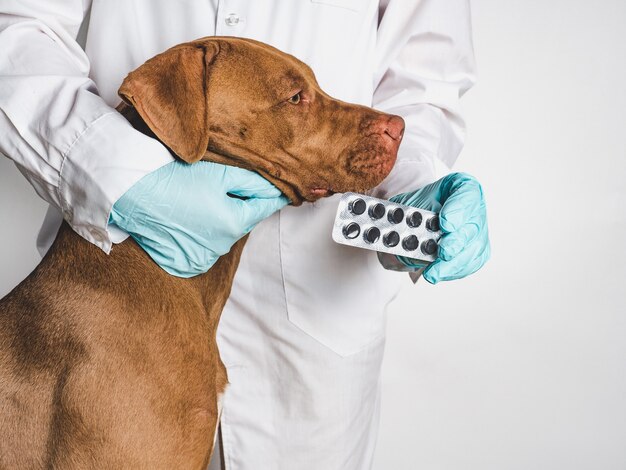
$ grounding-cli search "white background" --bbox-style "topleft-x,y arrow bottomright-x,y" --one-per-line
1,1 -> 625,469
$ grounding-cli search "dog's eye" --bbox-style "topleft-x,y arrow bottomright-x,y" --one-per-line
287,92 -> 301,105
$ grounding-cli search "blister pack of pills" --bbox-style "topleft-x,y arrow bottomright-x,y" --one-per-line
331,192 -> 442,263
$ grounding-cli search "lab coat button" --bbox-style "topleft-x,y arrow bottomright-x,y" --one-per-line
225,14 -> 241,26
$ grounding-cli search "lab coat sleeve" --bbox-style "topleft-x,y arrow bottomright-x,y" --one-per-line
371,0 -> 477,198
0,1 -> 173,253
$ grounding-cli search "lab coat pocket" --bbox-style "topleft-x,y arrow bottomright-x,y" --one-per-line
279,197 -> 402,357
310,0 -> 364,12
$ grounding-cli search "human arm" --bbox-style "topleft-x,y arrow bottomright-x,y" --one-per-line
372,0 -> 477,198
0,0 -> 173,253
372,0 -> 489,282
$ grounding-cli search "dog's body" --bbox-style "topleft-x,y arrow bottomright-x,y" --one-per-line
0,223 -> 240,468
0,37 -> 403,468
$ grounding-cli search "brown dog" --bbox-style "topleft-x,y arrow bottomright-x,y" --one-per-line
0,37 -> 404,468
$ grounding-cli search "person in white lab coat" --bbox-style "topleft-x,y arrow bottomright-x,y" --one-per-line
0,1 -> 490,469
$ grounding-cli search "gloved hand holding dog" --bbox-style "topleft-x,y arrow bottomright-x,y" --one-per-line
109,161 -> 289,277
391,172 -> 491,284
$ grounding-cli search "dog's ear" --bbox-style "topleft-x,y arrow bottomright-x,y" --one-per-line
118,42 -> 220,163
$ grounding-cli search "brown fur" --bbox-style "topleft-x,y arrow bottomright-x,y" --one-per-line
0,37 -> 403,468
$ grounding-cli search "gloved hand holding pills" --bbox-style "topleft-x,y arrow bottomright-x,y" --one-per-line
332,173 -> 491,285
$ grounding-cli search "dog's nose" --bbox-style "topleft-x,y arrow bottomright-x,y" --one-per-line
381,115 -> 405,141
385,115 -> 405,140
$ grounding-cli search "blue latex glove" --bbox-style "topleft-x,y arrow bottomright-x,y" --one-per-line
390,172 -> 490,284
109,160 -> 288,277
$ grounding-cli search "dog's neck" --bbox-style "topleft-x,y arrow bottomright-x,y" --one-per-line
63,102 -> 248,314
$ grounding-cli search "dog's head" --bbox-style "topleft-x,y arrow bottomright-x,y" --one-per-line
119,37 -> 404,205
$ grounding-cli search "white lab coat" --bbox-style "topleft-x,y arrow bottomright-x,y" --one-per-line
0,1 -> 475,468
